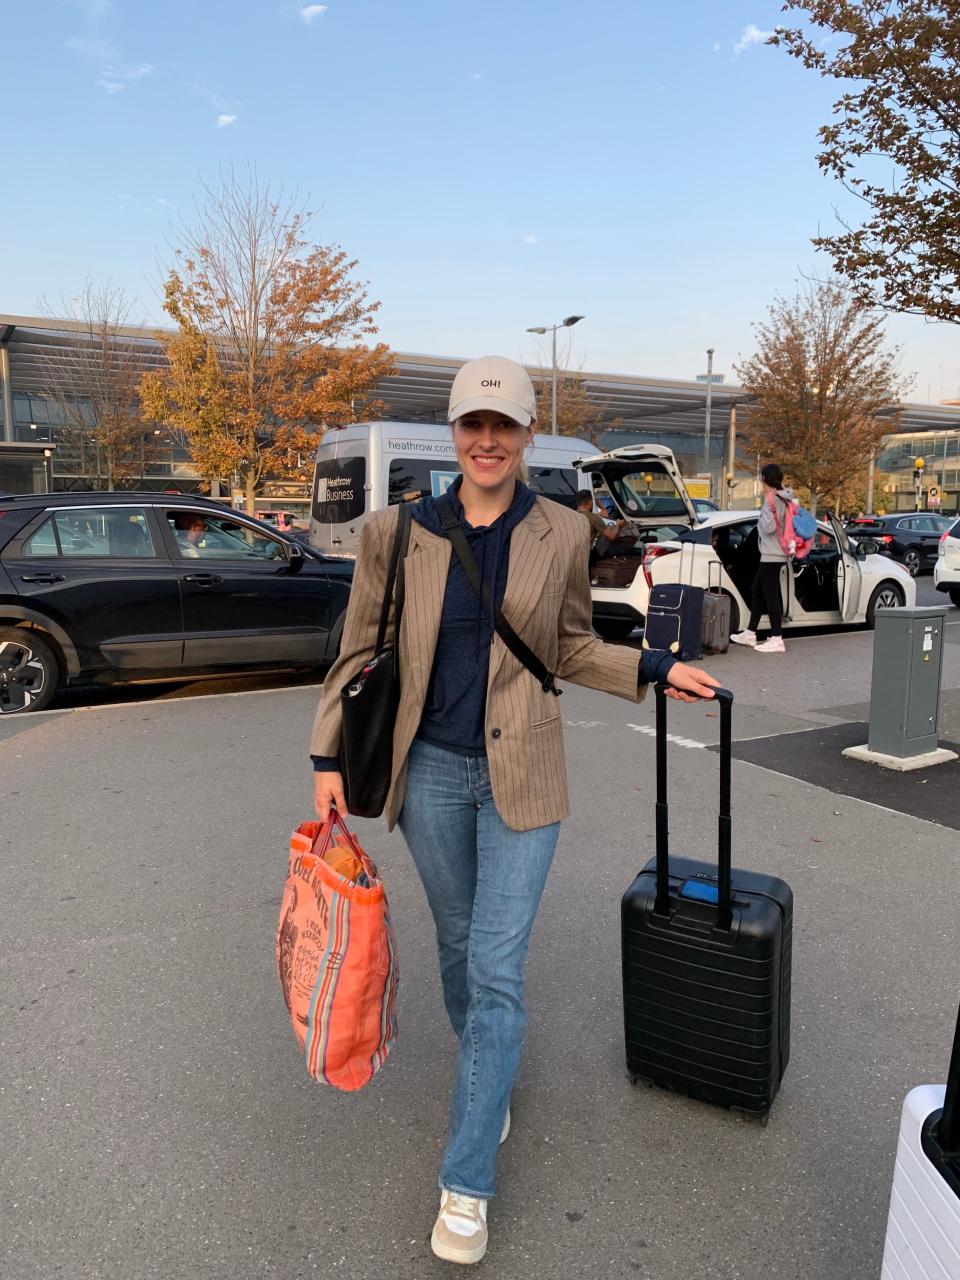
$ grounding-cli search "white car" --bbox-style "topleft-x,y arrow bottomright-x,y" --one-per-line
648,512 -> 915,635
574,441 -> 914,637
576,443 -> 707,639
934,516 -> 960,607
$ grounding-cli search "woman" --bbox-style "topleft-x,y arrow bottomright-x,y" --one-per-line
311,356 -> 719,1265
730,462 -> 793,654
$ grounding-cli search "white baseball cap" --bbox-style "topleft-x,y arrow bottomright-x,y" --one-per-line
448,355 -> 537,428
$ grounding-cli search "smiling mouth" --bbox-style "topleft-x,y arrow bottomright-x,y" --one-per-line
470,455 -> 505,468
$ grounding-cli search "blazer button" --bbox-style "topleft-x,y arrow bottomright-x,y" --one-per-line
491,728 -> 502,740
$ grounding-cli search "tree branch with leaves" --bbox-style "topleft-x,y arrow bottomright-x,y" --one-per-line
734,282 -> 903,509
140,169 -> 395,510
774,1 -> 960,322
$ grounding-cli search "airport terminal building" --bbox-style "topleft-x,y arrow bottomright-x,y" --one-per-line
2,313 -> 958,515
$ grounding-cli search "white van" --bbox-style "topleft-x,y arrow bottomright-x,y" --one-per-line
309,421 -> 595,556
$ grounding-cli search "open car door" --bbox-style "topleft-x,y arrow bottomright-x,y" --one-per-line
829,513 -> 861,621
574,444 -> 700,536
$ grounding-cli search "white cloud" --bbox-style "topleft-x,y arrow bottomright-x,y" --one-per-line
733,24 -> 773,55
121,62 -> 153,82
99,78 -> 124,93
712,41 -> 721,52
470,72 -> 483,81
522,233 -> 540,246
300,4 -> 328,21
217,113 -> 238,128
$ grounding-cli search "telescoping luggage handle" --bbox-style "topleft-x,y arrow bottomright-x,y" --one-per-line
654,683 -> 734,930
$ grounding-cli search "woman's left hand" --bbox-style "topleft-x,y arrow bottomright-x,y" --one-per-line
664,662 -> 722,702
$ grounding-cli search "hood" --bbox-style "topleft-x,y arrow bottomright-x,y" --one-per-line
411,475 -> 536,655
410,475 -> 535,538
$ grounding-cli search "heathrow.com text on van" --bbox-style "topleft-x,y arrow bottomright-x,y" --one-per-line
387,440 -> 456,455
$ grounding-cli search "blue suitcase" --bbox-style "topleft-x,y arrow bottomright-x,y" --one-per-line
642,582 -> 704,660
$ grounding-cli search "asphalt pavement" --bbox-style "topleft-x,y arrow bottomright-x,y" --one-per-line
2,587 -> 959,1280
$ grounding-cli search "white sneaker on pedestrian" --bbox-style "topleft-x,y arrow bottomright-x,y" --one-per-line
755,636 -> 785,653
431,1190 -> 488,1264
500,1106 -> 510,1144
730,629 -> 757,647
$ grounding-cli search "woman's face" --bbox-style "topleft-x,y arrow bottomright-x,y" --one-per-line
451,410 -> 534,490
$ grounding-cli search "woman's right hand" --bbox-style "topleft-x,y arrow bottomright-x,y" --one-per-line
314,771 -> 347,825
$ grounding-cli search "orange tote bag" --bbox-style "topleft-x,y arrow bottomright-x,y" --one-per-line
276,815 -> 398,1091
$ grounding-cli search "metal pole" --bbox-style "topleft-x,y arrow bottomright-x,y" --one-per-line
551,326 -> 558,436
703,347 -> 714,478
0,343 -> 14,443
723,404 -> 736,511
866,454 -> 875,516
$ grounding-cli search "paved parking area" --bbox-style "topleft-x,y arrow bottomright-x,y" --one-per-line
2,594 -> 959,1280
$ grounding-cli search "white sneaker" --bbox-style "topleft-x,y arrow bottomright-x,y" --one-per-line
755,636 -> 785,653
500,1106 -> 510,1144
730,630 -> 757,647
431,1190 -> 488,1264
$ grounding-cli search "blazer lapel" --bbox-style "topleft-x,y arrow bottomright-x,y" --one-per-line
401,522 -> 450,702
488,501 -> 554,686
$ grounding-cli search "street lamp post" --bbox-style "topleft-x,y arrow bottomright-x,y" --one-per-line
703,347 -> 714,476
526,315 -> 585,435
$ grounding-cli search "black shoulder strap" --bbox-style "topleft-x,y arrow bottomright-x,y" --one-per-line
436,495 -> 560,696
375,504 -> 412,653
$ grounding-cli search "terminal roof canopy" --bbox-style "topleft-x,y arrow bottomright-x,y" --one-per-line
2,313 -> 959,438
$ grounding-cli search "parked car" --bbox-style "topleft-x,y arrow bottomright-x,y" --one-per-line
575,443 -> 703,639
934,517 -> 960,607
0,493 -> 354,715
693,498 -> 720,517
843,513 -> 954,576
254,509 -> 300,532
647,513 -> 915,634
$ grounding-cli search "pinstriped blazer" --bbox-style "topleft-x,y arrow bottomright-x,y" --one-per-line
310,497 -> 646,832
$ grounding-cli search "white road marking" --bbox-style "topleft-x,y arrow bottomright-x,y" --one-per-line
627,724 -> 706,750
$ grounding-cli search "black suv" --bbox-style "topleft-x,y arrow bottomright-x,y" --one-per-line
845,513 -> 955,576
0,492 -> 354,714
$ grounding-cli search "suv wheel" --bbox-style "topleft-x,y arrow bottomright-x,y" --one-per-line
866,582 -> 905,628
0,628 -> 59,714
902,548 -> 922,576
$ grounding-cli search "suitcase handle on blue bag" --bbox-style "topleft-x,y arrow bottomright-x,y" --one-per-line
653,683 -> 734,930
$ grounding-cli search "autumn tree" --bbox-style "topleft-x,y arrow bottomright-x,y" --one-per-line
532,368 -> 617,444
774,1 -> 960,322
734,283 -> 902,510
37,281 -> 159,490
140,170 -> 395,511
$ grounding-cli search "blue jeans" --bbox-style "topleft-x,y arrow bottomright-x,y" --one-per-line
399,738 -> 560,1200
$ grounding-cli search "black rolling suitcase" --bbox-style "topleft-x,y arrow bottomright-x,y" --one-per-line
621,685 -> 793,1120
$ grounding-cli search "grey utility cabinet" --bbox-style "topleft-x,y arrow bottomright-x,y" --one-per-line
868,605 -> 948,758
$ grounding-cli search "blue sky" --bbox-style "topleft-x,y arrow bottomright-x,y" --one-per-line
3,0 -> 957,402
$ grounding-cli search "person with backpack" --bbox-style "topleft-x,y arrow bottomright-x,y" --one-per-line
311,355 -> 721,1265
730,463 -> 798,654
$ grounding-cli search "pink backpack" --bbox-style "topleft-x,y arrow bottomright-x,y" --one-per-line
769,494 -> 814,560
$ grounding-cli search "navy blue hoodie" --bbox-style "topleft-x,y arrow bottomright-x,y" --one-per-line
312,479 -> 676,769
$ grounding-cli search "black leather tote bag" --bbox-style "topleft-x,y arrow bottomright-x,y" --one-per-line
337,505 -> 412,818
